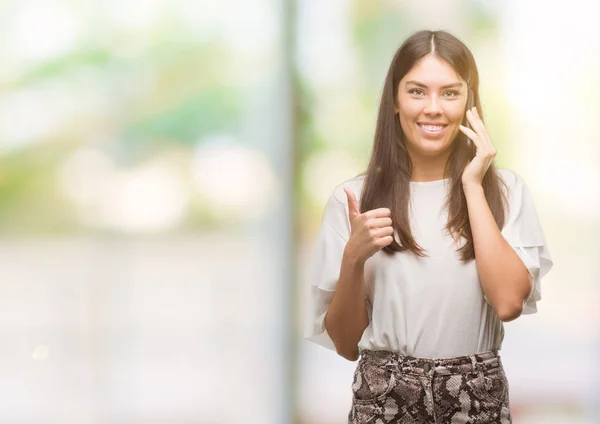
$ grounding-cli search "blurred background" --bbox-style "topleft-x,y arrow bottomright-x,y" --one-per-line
0,0 -> 597,423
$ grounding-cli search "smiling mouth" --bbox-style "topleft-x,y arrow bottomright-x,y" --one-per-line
418,123 -> 447,131
417,123 -> 447,138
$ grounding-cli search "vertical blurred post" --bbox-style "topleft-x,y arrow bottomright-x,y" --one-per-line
281,0 -> 302,422
258,0 -> 299,422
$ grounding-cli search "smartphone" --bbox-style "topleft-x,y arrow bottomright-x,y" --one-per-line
464,89 -> 474,148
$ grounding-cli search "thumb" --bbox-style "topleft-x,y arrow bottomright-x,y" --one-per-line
343,187 -> 360,220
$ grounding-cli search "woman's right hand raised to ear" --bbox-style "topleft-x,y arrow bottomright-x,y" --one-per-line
343,187 -> 395,265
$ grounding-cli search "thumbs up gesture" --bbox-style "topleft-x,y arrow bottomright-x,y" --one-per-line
343,187 -> 394,264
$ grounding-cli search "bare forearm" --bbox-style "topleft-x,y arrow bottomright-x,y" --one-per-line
464,184 -> 532,321
324,250 -> 369,361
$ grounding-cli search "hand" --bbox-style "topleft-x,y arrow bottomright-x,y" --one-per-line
459,107 -> 497,187
343,187 -> 394,264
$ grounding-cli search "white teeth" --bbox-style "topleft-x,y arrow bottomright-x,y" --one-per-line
420,124 -> 444,131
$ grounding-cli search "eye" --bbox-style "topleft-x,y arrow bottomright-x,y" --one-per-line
444,90 -> 459,98
409,88 -> 424,96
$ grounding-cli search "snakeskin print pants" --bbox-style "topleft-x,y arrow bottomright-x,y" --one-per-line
348,349 -> 511,423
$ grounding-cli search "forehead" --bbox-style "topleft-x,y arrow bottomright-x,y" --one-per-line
401,54 -> 465,87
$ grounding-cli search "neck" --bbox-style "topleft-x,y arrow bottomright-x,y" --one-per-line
408,151 -> 451,182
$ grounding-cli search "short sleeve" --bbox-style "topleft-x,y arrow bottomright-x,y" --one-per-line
303,182 -> 354,351
500,170 -> 554,314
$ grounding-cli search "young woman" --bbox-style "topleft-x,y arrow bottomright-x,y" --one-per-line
304,30 -> 553,423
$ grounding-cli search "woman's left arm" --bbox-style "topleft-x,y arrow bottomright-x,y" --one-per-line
460,107 -> 532,322
463,184 -> 532,322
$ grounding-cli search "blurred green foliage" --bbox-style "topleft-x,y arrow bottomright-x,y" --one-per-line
0,0 -> 513,236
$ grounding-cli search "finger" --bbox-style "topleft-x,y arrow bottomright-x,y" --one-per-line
344,187 -> 361,219
472,108 -> 496,152
376,235 -> 394,247
459,123 -> 488,156
471,108 -> 486,133
369,226 -> 394,241
368,217 -> 393,228
466,108 -> 488,140
459,124 -> 481,147
467,108 -> 491,146
373,226 -> 394,237
365,208 -> 391,219
466,109 -> 495,155
466,109 -> 483,136
461,124 -> 495,161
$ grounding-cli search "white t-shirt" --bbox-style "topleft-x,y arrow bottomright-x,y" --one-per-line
303,168 -> 553,359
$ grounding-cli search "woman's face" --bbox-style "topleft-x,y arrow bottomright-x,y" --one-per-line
396,54 -> 468,158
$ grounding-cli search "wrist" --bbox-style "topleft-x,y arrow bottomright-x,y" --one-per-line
462,183 -> 484,196
342,247 -> 365,270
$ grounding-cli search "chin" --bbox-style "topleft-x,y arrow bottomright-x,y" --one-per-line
417,139 -> 451,154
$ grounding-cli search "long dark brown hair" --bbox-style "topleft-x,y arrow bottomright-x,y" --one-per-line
359,30 -> 508,262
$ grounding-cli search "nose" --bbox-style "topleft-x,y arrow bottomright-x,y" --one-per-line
424,96 -> 442,116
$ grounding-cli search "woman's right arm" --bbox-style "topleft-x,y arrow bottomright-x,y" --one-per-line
324,187 -> 394,361
324,251 -> 368,361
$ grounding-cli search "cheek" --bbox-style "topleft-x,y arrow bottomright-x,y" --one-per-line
399,113 -> 418,136
398,105 -> 420,128
445,102 -> 468,123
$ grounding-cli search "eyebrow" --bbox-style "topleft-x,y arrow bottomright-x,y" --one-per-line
405,80 -> 463,89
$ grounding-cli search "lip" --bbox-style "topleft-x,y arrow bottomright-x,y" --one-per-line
418,121 -> 448,126
417,122 -> 448,139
